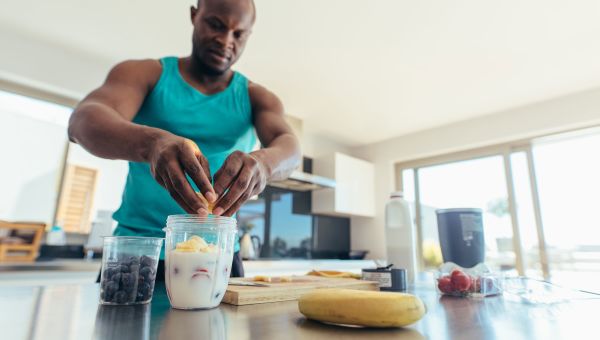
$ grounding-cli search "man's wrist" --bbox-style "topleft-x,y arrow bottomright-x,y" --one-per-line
249,150 -> 273,180
139,127 -> 170,163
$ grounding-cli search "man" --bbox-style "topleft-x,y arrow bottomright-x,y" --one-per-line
68,0 -> 301,278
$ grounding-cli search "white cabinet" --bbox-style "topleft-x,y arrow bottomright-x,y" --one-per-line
311,153 -> 375,217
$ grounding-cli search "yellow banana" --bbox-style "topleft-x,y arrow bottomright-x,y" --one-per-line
298,288 -> 426,328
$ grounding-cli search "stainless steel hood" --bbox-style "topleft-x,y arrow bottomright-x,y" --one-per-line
268,170 -> 336,192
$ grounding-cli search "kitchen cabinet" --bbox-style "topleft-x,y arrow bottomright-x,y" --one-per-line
311,152 -> 375,217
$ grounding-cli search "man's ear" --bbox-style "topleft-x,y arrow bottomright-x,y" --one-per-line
190,6 -> 197,24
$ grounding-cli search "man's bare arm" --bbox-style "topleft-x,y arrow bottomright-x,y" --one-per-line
212,82 -> 301,216
68,60 -> 216,214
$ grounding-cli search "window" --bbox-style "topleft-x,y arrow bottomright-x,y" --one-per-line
404,156 -> 517,272
532,129 -> 600,291
0,90 -> 71,225
398,126 -> 600,292
0,89 -> 127,235
236,187 -> 351,259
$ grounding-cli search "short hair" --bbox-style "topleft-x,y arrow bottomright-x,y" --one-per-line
197,0 -> 256,22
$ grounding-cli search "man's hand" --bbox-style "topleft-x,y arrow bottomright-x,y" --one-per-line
148,133 -> 216,215
212,151 -> 269,216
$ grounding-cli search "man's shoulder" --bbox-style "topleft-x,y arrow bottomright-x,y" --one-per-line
247,80 -> 283,112
107,59 -> 163,89
247,80 -> 277,101
113,58 -> 162,76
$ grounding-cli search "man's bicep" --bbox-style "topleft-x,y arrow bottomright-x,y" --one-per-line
80,60 -> 161,121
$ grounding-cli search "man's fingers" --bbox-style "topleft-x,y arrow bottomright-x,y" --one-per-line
222,182 -> 257,217
165,161 -> 206,213
179,146 -> 216,203
163,175 -> 196,214
213,152 -> 244,197
213,167 -> 253,216
197,153 -> 213,190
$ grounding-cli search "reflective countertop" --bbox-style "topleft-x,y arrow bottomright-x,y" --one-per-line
2,279 -> 599,340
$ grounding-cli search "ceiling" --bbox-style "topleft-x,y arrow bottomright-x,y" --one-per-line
3,0 -> 600,146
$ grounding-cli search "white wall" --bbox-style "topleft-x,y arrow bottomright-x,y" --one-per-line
301,132 -> 352,159
350,87 -> 600,260
0,23 -> 113,98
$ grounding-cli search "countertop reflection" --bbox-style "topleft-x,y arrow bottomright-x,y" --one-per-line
2,280 -> 599,340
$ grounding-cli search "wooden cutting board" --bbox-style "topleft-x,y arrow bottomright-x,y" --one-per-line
222,275 -> 379,305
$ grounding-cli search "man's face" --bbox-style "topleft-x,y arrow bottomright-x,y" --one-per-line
190,0 -> 255,75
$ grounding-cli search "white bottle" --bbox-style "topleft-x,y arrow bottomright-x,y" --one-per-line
385,192 -> 417,283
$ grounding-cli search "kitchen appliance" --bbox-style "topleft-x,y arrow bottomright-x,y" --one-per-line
239,233 -> 261,260
436,208 -> 485,268
268,158 -> 336,192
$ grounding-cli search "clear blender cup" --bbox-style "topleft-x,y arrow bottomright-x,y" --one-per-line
163,215 -> 238,309
99,236 -> 163,305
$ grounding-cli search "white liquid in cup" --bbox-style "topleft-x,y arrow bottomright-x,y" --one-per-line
166,245 -> 233,309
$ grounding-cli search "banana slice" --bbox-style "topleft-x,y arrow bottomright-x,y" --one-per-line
196,192 -> 216,214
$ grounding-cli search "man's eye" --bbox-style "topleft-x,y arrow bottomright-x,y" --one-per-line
208,20 -> 224,30
234,31 -> 246,39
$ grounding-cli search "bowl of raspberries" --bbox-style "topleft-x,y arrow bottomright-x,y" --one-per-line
435,262 -> 502,298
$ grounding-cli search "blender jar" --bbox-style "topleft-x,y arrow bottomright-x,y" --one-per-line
163,215 -> 237,309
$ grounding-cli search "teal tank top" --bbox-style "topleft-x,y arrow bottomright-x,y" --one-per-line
113,56 -> 256,254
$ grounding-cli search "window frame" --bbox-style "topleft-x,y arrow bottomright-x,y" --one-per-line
393,135 -> 582,279
0,79 -> 78,229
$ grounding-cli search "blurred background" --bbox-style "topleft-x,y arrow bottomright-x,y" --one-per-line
1,0 -> 600,293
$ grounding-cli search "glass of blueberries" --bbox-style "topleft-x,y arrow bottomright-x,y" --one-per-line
99,236 -> 163,305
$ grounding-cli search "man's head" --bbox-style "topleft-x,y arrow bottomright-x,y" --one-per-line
190,0 -> 255,76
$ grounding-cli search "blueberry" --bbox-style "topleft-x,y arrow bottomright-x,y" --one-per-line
127,256 -> 140,266
121,273 -> 133,287
139,266 -> 150,276
120,264 -> 130,273
112,272 -> 122,284
124,284 -> 135,293
129,264 -> 140,274
139,282 -> 150,294
140,266 -> 155,281
105,281 -> 119,295
114,291 -> 128,304
136,291 -> 145,302
102,267 -> 115,279
101,289 -> 114,302
140,255 -> 155,268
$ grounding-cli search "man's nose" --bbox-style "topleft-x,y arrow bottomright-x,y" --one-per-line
215,31 -> 235,49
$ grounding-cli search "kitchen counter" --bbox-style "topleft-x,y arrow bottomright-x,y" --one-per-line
3,278 -> 599,340
0,259 -> 376,286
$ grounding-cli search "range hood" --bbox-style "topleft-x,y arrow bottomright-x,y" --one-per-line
267,115 -> 336,192
268,170 -> 336,192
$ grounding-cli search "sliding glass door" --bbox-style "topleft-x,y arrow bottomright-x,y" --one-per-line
398,127 -> 600,292
532,129 -> 600,291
